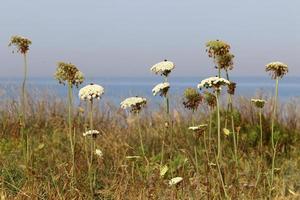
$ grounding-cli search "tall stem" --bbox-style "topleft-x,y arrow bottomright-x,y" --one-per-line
216,91 -> 221,160
259,108 -> 263,152
67,82 -> 75,181
89,100 -> 95,196
21,53 -> 29,167
271,77 -> 279,149
270,77 -> 279,197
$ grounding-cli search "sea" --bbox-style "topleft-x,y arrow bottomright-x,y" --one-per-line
0,76 -> 299,108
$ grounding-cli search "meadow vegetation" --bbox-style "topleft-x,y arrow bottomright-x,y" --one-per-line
0,37 -> 299,199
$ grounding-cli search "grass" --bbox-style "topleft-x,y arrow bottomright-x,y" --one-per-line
0,93 -> 300,199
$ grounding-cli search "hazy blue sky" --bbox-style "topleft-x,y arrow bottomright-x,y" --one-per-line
0,0 -> 299,77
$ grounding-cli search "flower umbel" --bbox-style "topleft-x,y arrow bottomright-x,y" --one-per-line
203,91 -> 217,108
198,77 -> 230,90
183,88 -> 202,111
120,97 -> 147,113
206,40 -> 230,58
9,35 -> 32,54
217,53 -> 234,70
188,124 -> 208,133
54,62 -> 84,88
152,82 -> 170,97
251,98 -> 266,108
79,83 -> 104,101
150,60 -> 175,77
265,61 -> 288,79
83,130 -> 100,137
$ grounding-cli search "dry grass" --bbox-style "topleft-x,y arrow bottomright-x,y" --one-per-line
0,93 -> 300,199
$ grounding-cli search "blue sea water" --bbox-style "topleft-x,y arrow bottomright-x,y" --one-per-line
0,76 -> 299,107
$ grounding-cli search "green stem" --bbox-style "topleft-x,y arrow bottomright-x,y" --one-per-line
137,114 -> 145,157
21,53 -> 28,166
89,100 -> 95,196
67,82 -> 75,182
271,77 -> 279,149
259,108 -> 263,153
216,91 -> 221,160
270,77 -> 279,197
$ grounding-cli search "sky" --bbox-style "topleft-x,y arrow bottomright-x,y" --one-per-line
0,0 -> 299,77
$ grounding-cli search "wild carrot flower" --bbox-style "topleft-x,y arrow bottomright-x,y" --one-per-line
152,82 -> 170,97
9,35 -> 32,168
54,62 -> 84,88
183,88 -> 203,111
251,98 -> 266,108
83,130 -> 100,137
150,60 -> 175,77
206,40 -> 231,58
169,177 -> 183,186
79,83 -> 104,101
197,77 -> 230,91
265,61 -> 288,79
9,35 -> 32,54
120,97 -> 147,113
188,124 -> 208,132
265,61 -> 288,197
198,77 -> 229,159
217,53 -> 234,71
203,91 -> 217,108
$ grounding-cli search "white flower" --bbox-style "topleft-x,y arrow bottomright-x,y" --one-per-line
95,149 -> 103,158
83,130 -> 100,137
150,60 -> 175,76
169,177 -> 183,186
152,82 -> 170,96
120,97 -> 147,110
197,77 -> 230,90
79,83 -> 104,101
188,124 -> 208,131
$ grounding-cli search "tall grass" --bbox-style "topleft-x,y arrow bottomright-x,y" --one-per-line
0,94 -> 300,199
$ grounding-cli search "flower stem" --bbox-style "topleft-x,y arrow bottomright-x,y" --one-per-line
216,91 -> 221,160
270,77 -> 279,198
259,108 -> 263,153
67,82 -> 75,184
21,54 -> 28,166
89,100 -> 95,197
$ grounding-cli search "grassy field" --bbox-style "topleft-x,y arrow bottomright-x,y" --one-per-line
0,94 -> 300,199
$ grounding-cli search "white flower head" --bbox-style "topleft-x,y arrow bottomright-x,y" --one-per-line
83,129 -> 100,137
150,60 -> 175,77
152,82 -> 170,97
188,124 -> 208,132
120,96 -> 147,113
79,83 -> 104,101
169,177 -> 183,186
95,149 -> 103,158
265,61 -> 288,79
197,77 -> 230,90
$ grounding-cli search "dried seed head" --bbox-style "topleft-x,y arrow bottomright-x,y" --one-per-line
227,81 -> 236,95
9,35 -> 32,54
206,40 -> 230,58
203,91 -> 217,108
54,62 -> 84,88
217,53 -> 234,70
183,88 -> 202,111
